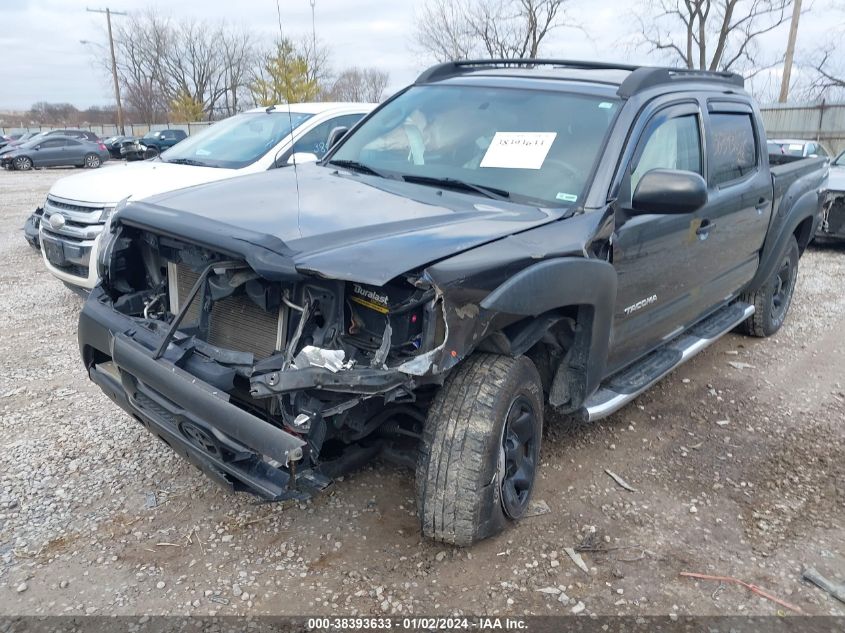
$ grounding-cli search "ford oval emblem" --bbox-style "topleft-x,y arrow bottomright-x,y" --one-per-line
49,214 -> 66,230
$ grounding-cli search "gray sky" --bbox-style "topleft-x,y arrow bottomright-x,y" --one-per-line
0,0 -> 839,110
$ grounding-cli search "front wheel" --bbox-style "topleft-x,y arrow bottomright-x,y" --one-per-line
740,235 -> 799,337
84,153 -> 101,169
13,156 -> 32,171
416,354 -> 543,546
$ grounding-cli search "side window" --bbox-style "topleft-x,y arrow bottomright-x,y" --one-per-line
291,114 -> 363,158
631,114 -> 702,192
40,139 -> 65,148
709,113 -> 757,186
815,144 -> 828,158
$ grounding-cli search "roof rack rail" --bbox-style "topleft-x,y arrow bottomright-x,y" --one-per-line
415,59 -> 745,96
617,66 -> 744,97
415,59 -> 640,84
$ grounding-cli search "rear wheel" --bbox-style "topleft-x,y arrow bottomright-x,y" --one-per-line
13,156 -> 32,171
416,354 -> 543,546
740,235 -> 799,337
84,153 -> 101,169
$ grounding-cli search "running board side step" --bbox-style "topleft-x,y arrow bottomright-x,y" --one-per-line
581,302 -> 754,422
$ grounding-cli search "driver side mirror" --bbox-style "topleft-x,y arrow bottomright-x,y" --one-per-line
326,126 -> 349,151
631,169 -> 708,215
287,152 -> 319,166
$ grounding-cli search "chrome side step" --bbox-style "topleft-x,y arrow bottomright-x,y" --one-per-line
582,302 -> 755,422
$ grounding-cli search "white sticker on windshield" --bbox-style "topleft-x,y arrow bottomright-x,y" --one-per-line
556,192 -> 578,202
788,143 -> 803,151
480,132 -> 557,170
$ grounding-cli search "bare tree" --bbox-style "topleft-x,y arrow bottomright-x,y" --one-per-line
798,6 -> 845,100
157,19 -> 226,119
99,10 -> 251,122
414,0 -> 572,62
802,48 -> 845,99
217,27 -> 257,117
634,0 -> 794,74
328,67 -> 389,102
110,9 -> 170,124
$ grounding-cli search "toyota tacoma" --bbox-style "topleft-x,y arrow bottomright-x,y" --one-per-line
79,60 -> 828,545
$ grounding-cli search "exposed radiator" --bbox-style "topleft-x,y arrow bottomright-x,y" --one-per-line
167,262 -> 284,359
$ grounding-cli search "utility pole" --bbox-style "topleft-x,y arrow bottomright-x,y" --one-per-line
309,0 -> 317,59
778,0 -> 802,103
87,7 -> 127,134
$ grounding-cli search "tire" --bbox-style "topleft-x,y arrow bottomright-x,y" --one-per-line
740,235 -> 799,337
416,353 -> 544,546
143,146 -> 159,159
13,156 -> 32,171
84,153 -> 101,169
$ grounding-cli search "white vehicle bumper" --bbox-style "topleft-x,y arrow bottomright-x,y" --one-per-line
40,228 -> 102,289
38,195 -> 109,290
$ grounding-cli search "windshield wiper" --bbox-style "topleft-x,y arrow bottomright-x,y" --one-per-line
163,157 -> 213,167
326,159 -> 388,178
401,175 -> 510,201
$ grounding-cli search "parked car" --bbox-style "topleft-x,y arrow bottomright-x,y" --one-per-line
33,102 -> 374,288
1,136 -> 109,170
120,129 -> 187,160
0,132 -> 23,149
768,138 -> 831,165
79,60 -> 828,546
0,129 -> 99,156
101,135 -> 130,159
818,149 -> 845,241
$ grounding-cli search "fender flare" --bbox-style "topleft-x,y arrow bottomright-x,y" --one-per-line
748,185 -> 821,291
480,257 -> 617,405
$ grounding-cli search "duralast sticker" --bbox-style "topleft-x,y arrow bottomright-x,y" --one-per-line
480,132 -> 557,170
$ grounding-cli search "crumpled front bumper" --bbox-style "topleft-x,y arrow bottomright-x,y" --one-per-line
79,289 -> 327,501
818,190 -> 845,240
23,208 -> 42,249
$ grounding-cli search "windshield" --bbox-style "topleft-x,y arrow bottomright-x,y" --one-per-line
329,85 -> 619,206
160,111 -> 314,169
834,151 -> 845,167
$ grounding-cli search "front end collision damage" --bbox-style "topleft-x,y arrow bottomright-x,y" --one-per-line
81,202 -> 615,501
819,190 -> 845,240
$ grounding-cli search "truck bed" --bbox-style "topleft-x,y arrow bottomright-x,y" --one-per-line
770,156 -> 828,219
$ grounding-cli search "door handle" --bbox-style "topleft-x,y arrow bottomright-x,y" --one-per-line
696,219 -> 715,237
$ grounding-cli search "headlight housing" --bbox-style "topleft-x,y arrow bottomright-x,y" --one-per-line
96,197 -> 129,281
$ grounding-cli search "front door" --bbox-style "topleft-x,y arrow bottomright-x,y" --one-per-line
32,138 -> 66,166
608,102 -> 707,371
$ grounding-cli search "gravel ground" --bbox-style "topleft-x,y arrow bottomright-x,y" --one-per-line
1,167 -> 843,617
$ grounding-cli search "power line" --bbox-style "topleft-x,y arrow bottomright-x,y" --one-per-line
86,7 -> 128,134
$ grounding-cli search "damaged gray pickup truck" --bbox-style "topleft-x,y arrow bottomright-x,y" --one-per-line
80,60 -> 828,546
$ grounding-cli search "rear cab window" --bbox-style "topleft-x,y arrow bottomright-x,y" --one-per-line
706,105 -> 758,187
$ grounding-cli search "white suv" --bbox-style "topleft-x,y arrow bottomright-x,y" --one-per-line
35,102 -> 375,289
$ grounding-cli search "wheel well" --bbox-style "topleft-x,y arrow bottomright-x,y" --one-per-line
793,216 -> 814,254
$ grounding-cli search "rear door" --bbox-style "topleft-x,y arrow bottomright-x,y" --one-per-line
697,102 -> 771,308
